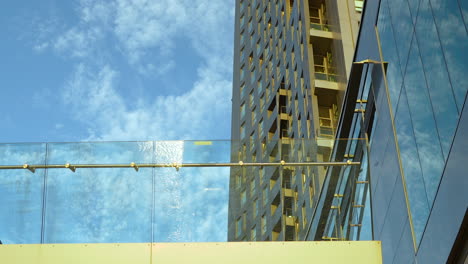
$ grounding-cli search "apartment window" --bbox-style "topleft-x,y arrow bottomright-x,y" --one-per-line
302,171 -> 306,184
302,202 -> 307,227
295,220 -> 299,239
251,67 -> 256,84
251,226 -> 257,241
250,131 -> 256,151
236,217 -> 243,238
309,181 -> 314,208
257,78 -> 263,95
251,198 -> 257,219
251,108 -> 257,125
259,167 -> 264,185
250,178 -> 256,197
263,187 -> 269,206
249,91 -> 255,107
258,119 -> 264,137
256,199 -> 260,218
260,94 -> 265,110
240,47 -> 245,62
240,103 -> 246,119
236,173 -> 242,189
261,215 -> 267,234
241,190 -> 247,207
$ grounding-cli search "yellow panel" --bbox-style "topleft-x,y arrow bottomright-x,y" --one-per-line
193,141 -> 213,145
0,241 -> 381,264
0,243 -> 151,264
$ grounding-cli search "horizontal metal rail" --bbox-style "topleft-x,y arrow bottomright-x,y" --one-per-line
0,161 -> 360,173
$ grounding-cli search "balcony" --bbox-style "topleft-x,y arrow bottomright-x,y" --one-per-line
310,7 -> 331,32
314,55 -> 338,82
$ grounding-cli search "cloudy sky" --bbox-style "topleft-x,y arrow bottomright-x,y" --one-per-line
1,0 -> 234,142
0,0 -> 235,244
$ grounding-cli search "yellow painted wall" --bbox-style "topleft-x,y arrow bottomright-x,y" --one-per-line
0,241 -> 381,264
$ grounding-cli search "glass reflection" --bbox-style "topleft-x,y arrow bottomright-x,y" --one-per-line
403,38 -> 445,207
387,0 -> 414,73
377,0 -> 404,114
395,89 -> 430,244
459,0 -> 468,30
415,0 -> 459,160
429,0 -> 468,110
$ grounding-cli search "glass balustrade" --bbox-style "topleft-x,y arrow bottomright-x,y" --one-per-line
0,139 -> 368,244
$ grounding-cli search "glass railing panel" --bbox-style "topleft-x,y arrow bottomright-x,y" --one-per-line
45,142 -> 154,243
0,143 -> 46,244
44,167 -> 153,243
154,167 -> 229,242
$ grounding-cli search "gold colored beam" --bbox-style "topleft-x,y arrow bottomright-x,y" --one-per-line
0,161 -> 361,173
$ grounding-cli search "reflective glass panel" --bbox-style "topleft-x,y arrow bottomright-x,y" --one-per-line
429,0 -> 468,110
415,0 -> 459,160
377,0 -> 404,114
387,0 -> 414,73
395,89 -> 430,244
403,38 -> 445,207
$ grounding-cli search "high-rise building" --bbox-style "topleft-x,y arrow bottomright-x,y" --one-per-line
228,0 -> 362,241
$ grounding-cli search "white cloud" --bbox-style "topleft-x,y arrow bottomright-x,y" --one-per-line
64,62 -> 231,140
43,0 -> 234,141
29,0 -> 230,139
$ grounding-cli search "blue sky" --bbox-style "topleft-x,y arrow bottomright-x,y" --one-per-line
0,0 -> 234,142
0,0 -> 235,244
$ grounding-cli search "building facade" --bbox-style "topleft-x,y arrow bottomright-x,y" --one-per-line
228,0 -> 362,241
310,0 -> 468,263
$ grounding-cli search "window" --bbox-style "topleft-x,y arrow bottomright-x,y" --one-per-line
236,173 -> 242,189
309,181 -> 315,208
241,190 -> 247,207
240,103 -> 246,119
251,108 -> 257,125
256,199 -> 260,218
240,123 -> 246,139
236,217 -> 243,238
259,167 -> 264,184
302,202 -> 307,227
261,215 -> 267,234
251,226 -> 257,241
249,91 -> 255,107
250,178 -> 256,197
263,187 -> 269,205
